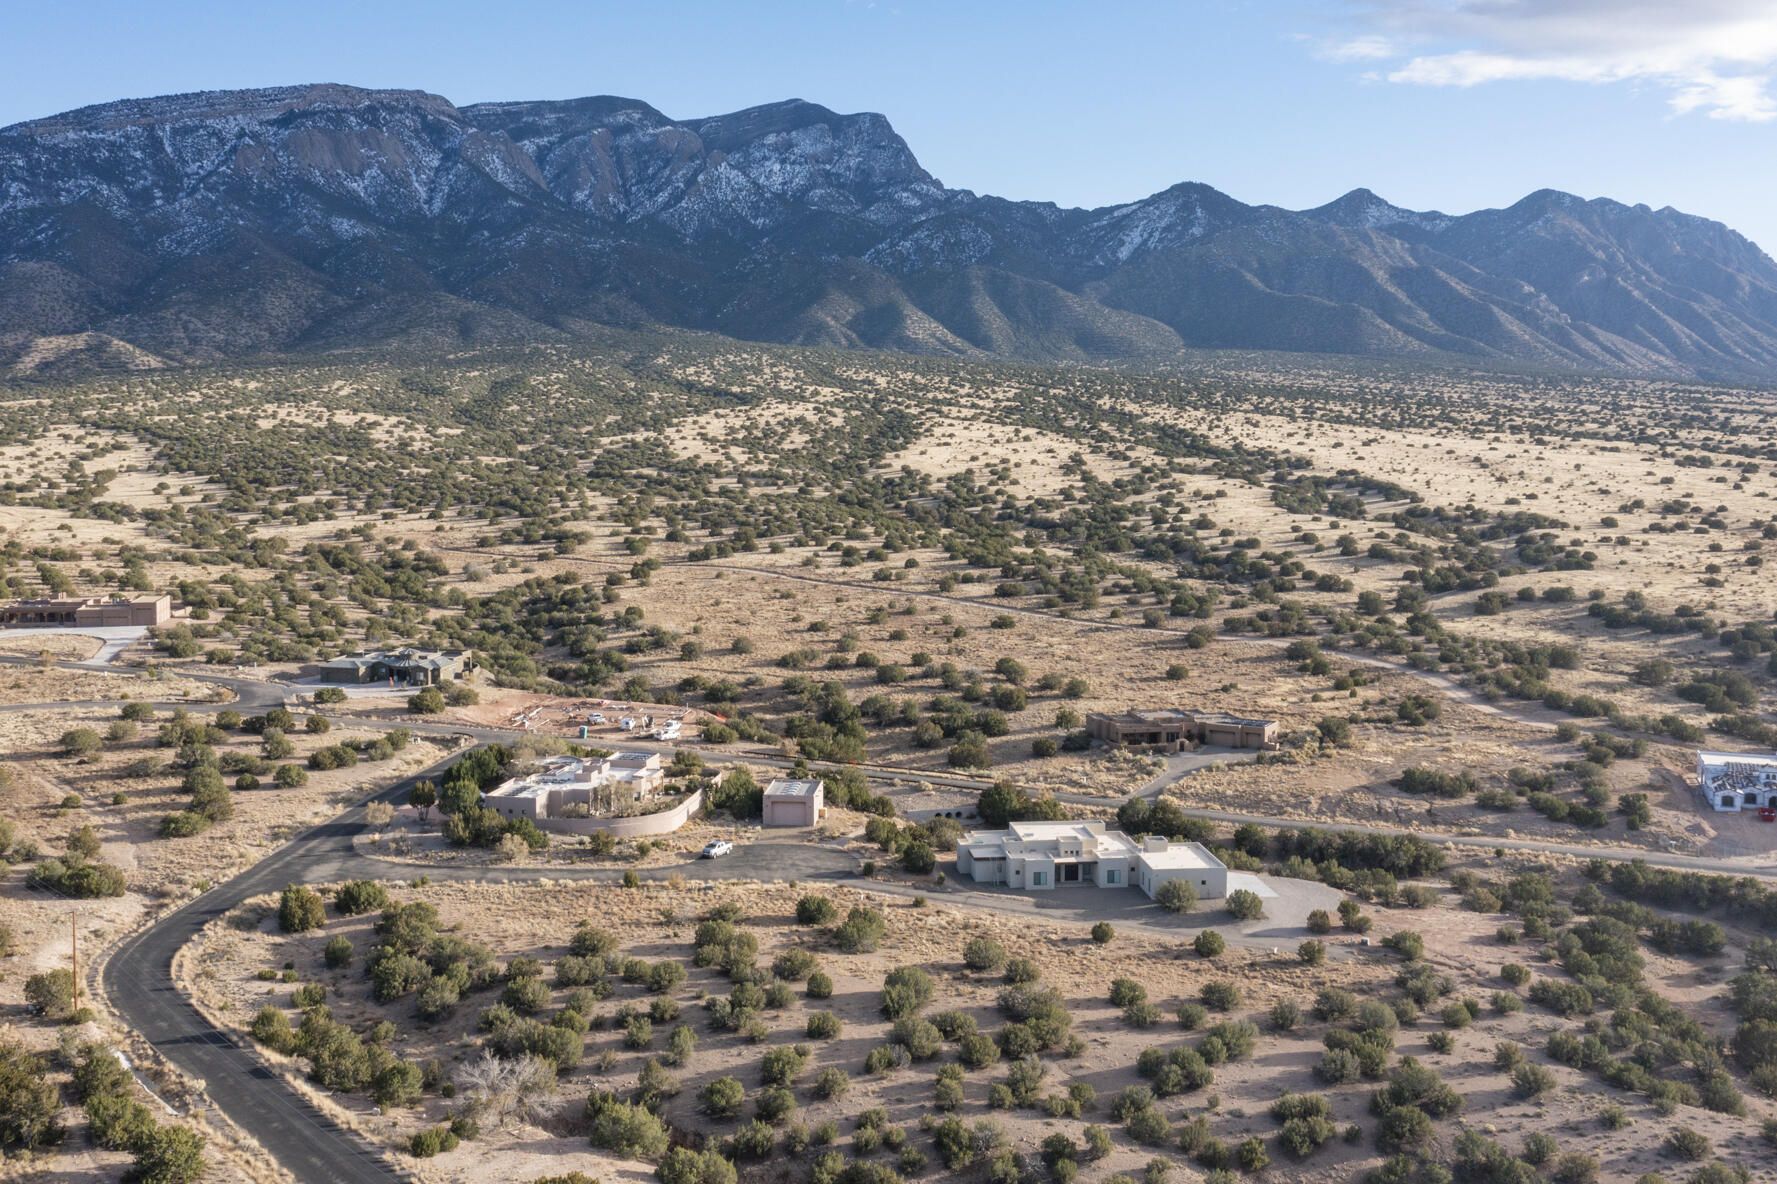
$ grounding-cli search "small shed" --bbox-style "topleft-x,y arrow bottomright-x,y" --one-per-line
762,779 -> 825,827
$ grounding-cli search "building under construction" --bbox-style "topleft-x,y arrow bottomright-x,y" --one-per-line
1697,750 -> 1777,812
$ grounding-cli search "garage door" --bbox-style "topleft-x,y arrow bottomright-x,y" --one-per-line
766,800 -> 802,826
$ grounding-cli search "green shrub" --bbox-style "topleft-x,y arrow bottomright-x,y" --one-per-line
1200,981 -> 1241,1011
796,895 -> 836,924
811,1067 -> 849,1101
880,966 -> 935,1019
334,880 -> 389,915
699,1076 -> 746,1118
1664,1128 -> 1712,1161
128,1125 -> 208,1182
1225,889 -> 1264,920
1156,880 -> 1197,913
277,884 -> 325,932
963,937 -> 1007,971
1512,1062 -> 1555,1098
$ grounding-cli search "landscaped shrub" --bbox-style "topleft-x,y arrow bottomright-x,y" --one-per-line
1156,880 -> 1197,913
1225,889 -> 1264,920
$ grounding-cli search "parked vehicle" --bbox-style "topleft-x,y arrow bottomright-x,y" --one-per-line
619,717 -> 636,731
701,840 -> 734,858
655,721 -> 682,740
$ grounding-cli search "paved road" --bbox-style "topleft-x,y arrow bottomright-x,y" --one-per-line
98,751 -> 858,1184
23,604 -> 1775,1182
21,647 -> 1766,877
0,624 -> 149,664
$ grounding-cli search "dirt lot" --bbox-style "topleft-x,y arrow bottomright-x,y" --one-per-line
0,664 -> 218,707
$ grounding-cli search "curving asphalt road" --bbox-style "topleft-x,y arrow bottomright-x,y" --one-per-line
98,751 -> 858,1184
23,618 -> 1777,1182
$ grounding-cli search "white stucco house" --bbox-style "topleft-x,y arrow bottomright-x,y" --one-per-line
1697,751 -> 1777,812
955,820 -> 1228,899
1133,835 -> 1229,900
483,752 -> 666,821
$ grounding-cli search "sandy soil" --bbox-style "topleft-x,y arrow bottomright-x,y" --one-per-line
175,871 -> 1777,1184
0,665 -> 217,706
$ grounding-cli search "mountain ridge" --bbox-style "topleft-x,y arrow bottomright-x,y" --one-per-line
3,82 -> 1775,380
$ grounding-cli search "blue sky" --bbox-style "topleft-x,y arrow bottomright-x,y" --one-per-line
8,0 -> 1776,250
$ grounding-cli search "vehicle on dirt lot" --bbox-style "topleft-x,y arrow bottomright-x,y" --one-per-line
701,840 -> 734,858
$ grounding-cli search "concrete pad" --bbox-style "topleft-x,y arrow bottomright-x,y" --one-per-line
1226,871 -> 1279,899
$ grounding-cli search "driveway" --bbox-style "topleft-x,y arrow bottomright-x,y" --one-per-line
289,680 -> 411,701
1131,746 -> 1261,800
0,624 -> 147,664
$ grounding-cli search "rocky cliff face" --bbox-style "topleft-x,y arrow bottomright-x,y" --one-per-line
4,83 -> 1776,378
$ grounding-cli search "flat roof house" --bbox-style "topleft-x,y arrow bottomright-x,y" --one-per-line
1085,708 -> 1278,752
1133,835 -> 1230,900
957,820 -> 1140,890
762,779 -> 825,827
483,753 -> 667,821
1192,712 -> 1280,750
317,648 -> 472,686
1698,751 -> 1777,812
1086,709 -> 1196,750
0,594 -> 171,627
956,820 -> 1228,898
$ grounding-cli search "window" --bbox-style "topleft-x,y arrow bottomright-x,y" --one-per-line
1104,869 -> 1118,884
1033,872 -> 1046,886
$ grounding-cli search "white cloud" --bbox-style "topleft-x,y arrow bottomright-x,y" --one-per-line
1322,0 -> 1777,121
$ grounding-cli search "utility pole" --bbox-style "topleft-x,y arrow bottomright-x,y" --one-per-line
70,916 -> 78,1013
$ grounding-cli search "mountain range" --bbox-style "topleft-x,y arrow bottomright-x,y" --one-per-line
4,83 -> 1777,379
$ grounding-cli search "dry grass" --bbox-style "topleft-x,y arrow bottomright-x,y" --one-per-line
175,870 -> 1777,1184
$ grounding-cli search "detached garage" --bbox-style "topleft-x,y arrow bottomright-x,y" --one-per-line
763,779 -> 825,827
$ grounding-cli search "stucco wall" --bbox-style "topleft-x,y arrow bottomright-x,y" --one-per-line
534,788 -> 705,837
